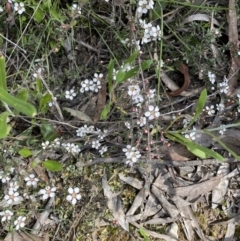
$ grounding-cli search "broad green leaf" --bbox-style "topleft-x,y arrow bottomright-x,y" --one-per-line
141,59 -> 153,70
167,133 -> 225,161
17,89 -> 28,101
125,50 -> 138,65
204,130 -> 240,161
42,160 -> 63,172
0,53 -> 7,91
39,93 -> 52,110
116,69 -> 126,83
33,7 -> 45,23
63,107 -> 93,123
50,9 -> 64,21
0,87 -> 37,117
100,101 -> 112,120
40,123 -> 55,140
0,112 -> 10,139
184,88 -> 207,130
139,228 -> 150,241
36,79 -> 43,93
18,148 -> 32,158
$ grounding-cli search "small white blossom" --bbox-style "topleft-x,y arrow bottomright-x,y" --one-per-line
0,6 -> 3,13
14,216 -> 26,230
0,171 -> 11,183
33,67 -> 44,79
125,122 -> 131,129
39,186 -> 57,200
14,2 -> 25,14
184,127 -> 196,141
137,0 -> 154,14
65,89 -> 77,100
182,118 -> 189,128
51,138 -> 61,148
145,105 -> 160,120
0,210 -> 13,222
24,174 -> 39,187
71,4 -> 81,15
216,103 -> 225,112
9,181 -> 19,192
48,97 -> 57,107
208,71 -> 216,84
219,125 -> 226,135
219,76 -> 229,94
66,187 -> 81,205
64,143 -> 80,154
92,140 -> 101,149
99,146 -> 108,155
128,84 -> 140,96
205,105 -> 215,116
42,141 -> 50,150
4,190 -> 20,204
137,117 -> 146,127
80,79 -> 94,93
123,145 -> 141,165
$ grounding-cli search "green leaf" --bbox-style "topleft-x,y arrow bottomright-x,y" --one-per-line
40,123 -> 55,140
204,130 -> 240,161
139,228 -> 150,241
0,87 -> 37,117
116,69 -> 126,83
33,7 -> 45,23
167,133 -> 225,161
50,9 -> 64,21
0,53 -> 7,91
125,50 -> 139,65
141,59 -> 153,70
39,93 -> 52,110
17,89 -> 28,101
0,112 -> 10,139
108,59 -> 114,92
36,79 -> 43,93
100,101 -> 112,120
18,148 -> 32,158
185,88 -> 207,130
42,160 -> 63,172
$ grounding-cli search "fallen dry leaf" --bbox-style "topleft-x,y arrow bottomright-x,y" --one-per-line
5,231 -> 45,241
102,169 -> 129,231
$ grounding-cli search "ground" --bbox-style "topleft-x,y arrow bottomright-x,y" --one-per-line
0,0 -> 240,241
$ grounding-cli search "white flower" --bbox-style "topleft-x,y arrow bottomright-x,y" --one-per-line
219,125 -> 226,135
24,174 -> 39,187
7,0 -> 15,3
48,97 -> 57,107
9,181 -> 19,192
99,146 -> 108,155
138,0 -> 153,14
147,89 -> 156,99
182,118 -> 189,128
205,105 -> 215,116
219,76 -> 229,94
125,122 -> 131,129
0,210 -> 13,222
80,79 -> 94,93
65,89 -> 77,100
98,129 -> 107,140
128,84 -> 140,96
216,103 -> 225,112
39,186 -> 56,200
33,67 -> 44,79
42,141 -> 50,150
92,140 -> 101,149
0,6 -> 4,13
14,2 -> 25,14
0,171 -> 11,183
123,145 -> 141,165
132,93 -> 144,106
208,71 -> 216,84
14,216 -> 26,230
71,4 -> 81,15
184,127 -> 196,141
4,190 -> 20,204
66,187 -> 81,205
64,143 -> 80,154
137,116 -> 146,127
51,138 -> 61,148
144,105 -> 160,120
